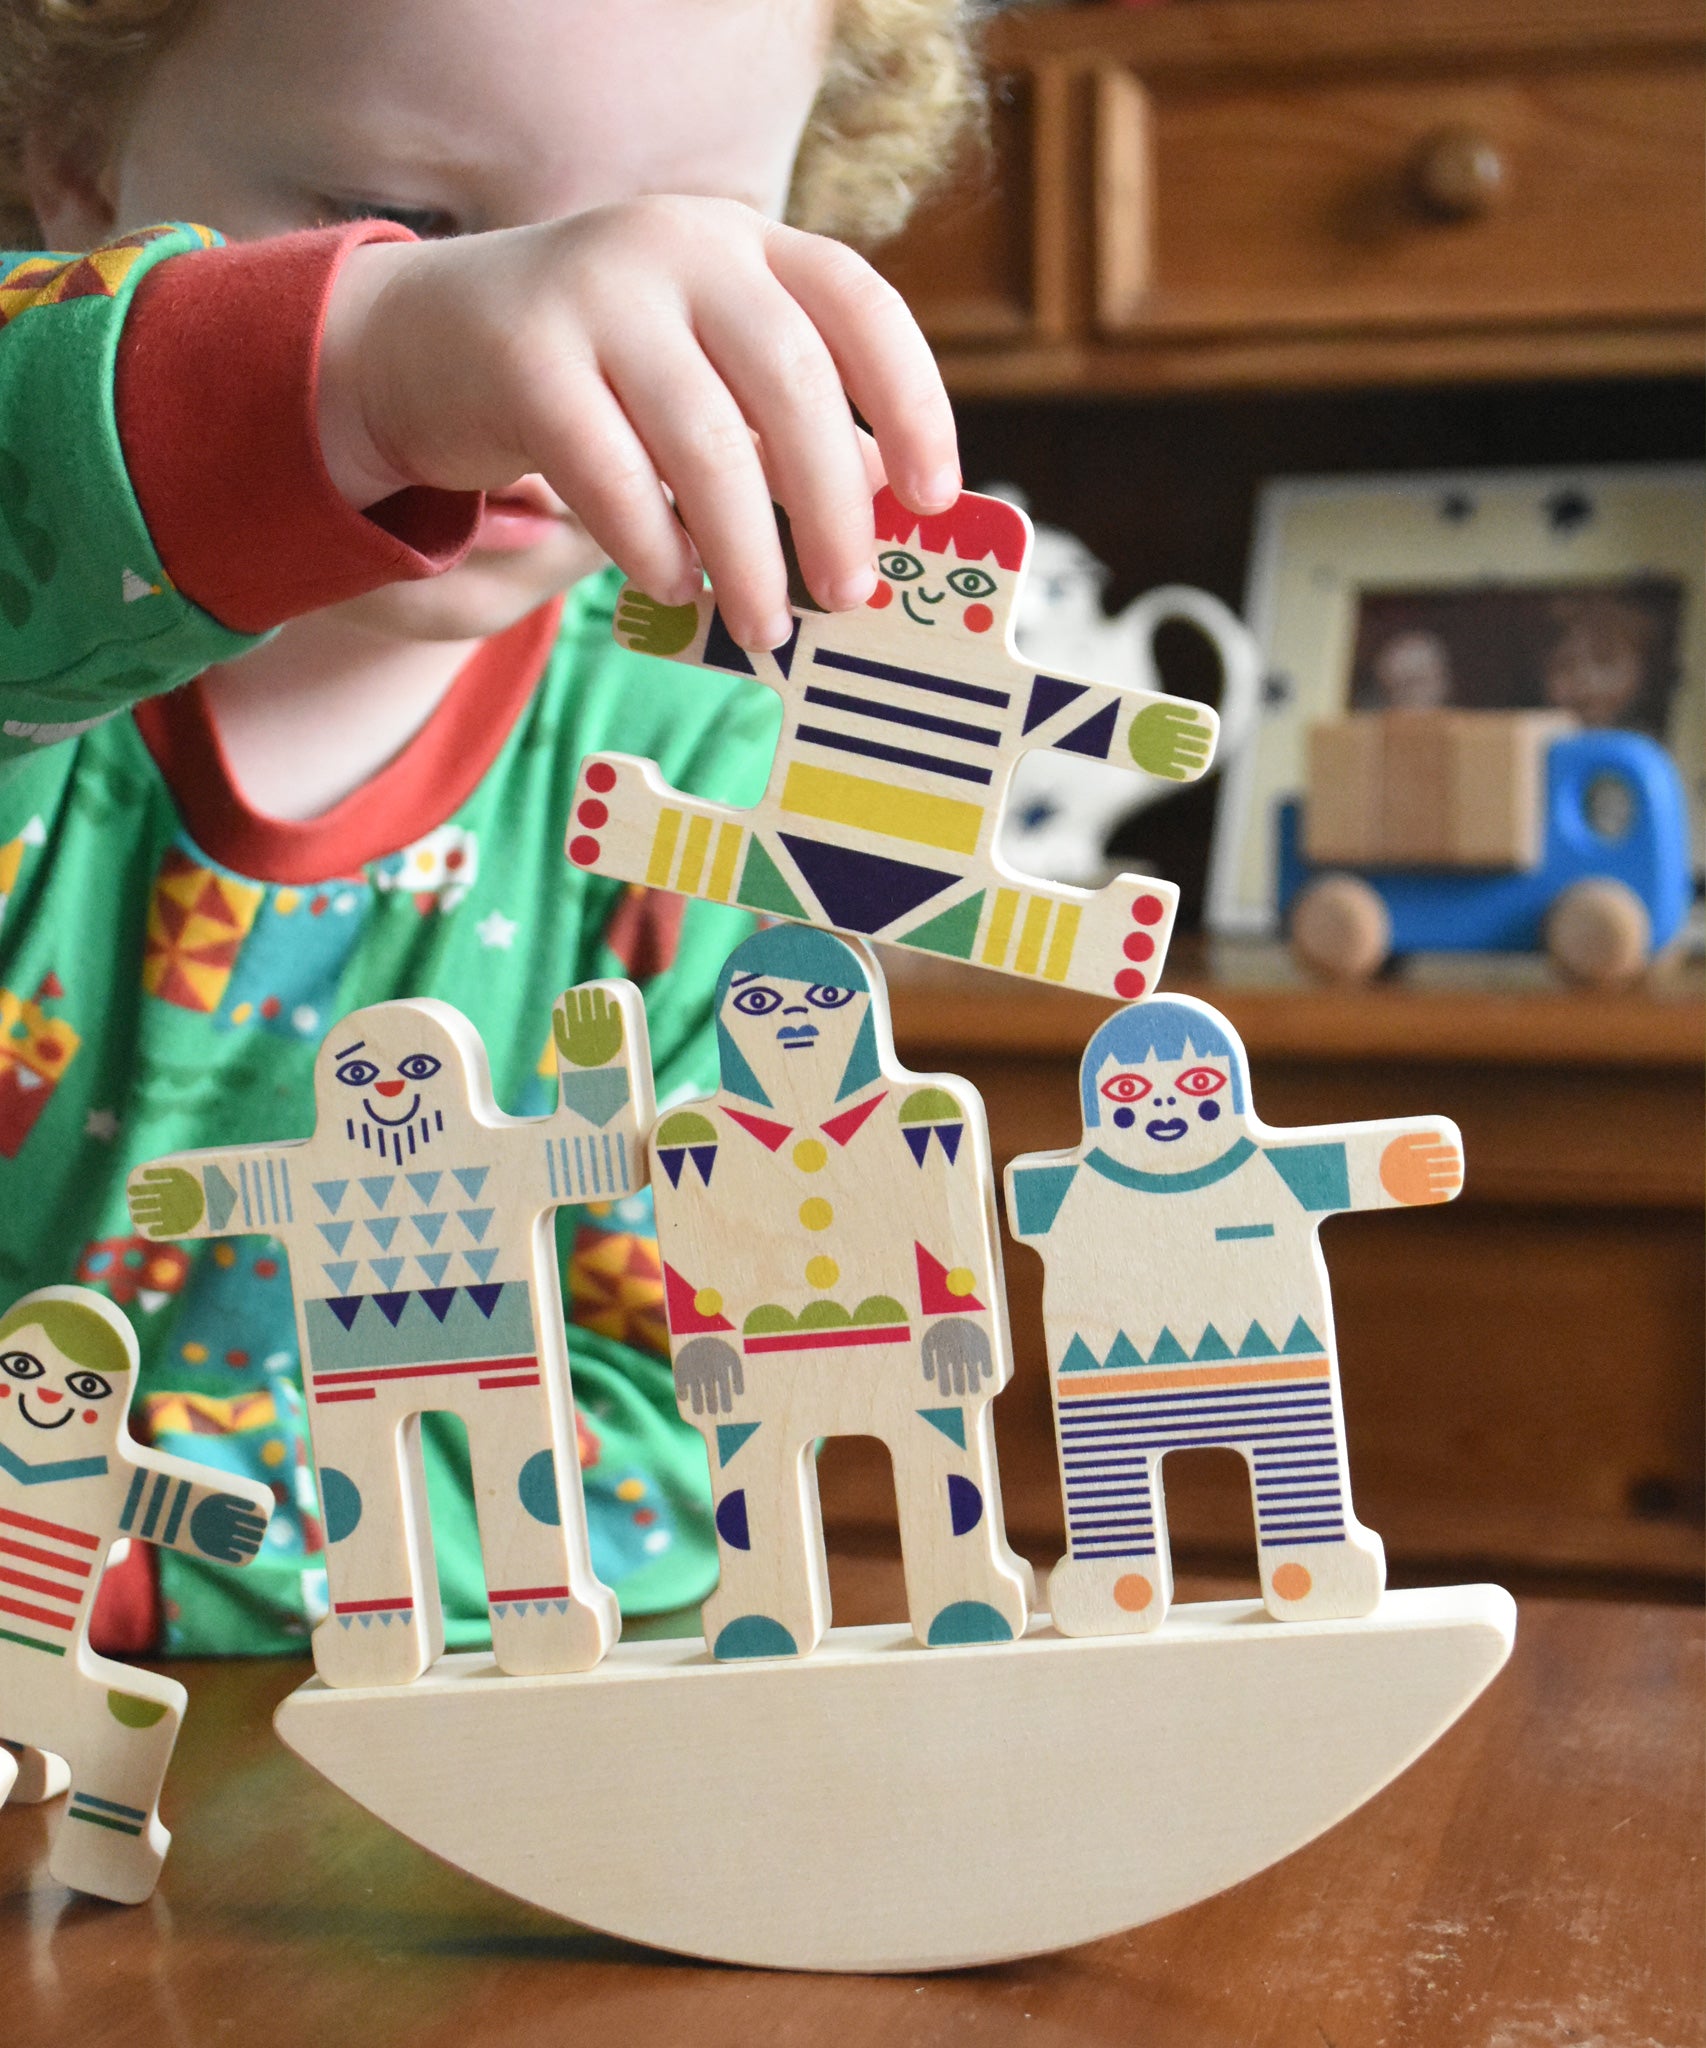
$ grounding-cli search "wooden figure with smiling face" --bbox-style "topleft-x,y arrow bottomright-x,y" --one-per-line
1006,995 -> 1464,1637
126,986 -> 654,1688
569,487 -> 1218,1003
0,1285 -> 272,1902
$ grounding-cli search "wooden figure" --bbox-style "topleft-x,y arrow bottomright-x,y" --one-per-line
566,487 -> 1219,1000
0,1285 -> 273,1903
1005,993 -> 1465,1636
1280,710 -> 1692,984
650,922 -> 1032,1658
126,986 -> 654,1687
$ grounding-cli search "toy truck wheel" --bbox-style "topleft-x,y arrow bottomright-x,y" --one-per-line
1290,875 -> 1391,981
1545,878 -> 1651,986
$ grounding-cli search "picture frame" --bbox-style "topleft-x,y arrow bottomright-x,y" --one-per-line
1207,464 -> 1706,938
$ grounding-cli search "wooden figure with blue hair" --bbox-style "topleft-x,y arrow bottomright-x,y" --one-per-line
1005,995 -> 1464,1635
0,1285 -> 273,1902
650,922 -> 1033,1659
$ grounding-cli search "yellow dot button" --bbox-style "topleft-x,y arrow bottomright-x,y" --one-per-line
945,1267 -> 976,1297
799,1198 -> 834,1232
616,1477 -> 646,1503
180,1342 -> 208,1364
693,1287 -> 724,1318
792,1139 -> 828,1173
805,1256 -> 839,1290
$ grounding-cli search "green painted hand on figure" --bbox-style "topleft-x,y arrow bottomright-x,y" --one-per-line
553,986 -> 625,1069
1128,702 -> 1216,781
615,588 -> 700,659
127,1165 -> 205,1240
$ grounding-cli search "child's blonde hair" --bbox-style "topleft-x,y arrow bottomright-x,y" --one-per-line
0,0 -> 986,250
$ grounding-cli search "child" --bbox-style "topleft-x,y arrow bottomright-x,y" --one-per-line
0,0 -> 974,1656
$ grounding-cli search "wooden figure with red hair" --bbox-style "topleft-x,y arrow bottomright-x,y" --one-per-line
569,488 -> 1218,1001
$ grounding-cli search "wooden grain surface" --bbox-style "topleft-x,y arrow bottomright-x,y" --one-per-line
0,1571 -> 1698,2046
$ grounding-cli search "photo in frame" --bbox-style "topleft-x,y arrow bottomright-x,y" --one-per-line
1207,464 -> 1705,938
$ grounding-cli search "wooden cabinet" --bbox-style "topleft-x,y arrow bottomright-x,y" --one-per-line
874,0 -> 1706,393
818,955 -> 1705,1597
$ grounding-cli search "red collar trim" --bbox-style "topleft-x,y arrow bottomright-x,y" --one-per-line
133,599 -> 562,884
723,1091 -> 888,1152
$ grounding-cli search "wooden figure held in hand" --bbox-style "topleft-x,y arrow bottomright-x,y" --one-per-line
568,487 -> 1217,1000
1006,995 -> 1464,1636
127,987 -> 654,1688
651,923 -> 1032,1659
0,1286 -> 273,1902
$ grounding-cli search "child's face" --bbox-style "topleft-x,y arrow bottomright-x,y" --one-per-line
53,0 -> 832,644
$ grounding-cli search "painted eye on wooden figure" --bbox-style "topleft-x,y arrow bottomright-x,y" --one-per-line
335,1057 -> 381,1087
64,1371 -> 112,1402
877,550 -> 924,583
946,566 -> 997,600
0,1349 -> 45,1380
804,985 -> 855,1010
1175,1067 -> 1227,1098
732,984 -> 783,1017
1099,1072 -> 1153,1105
396,1053 -> 443,1082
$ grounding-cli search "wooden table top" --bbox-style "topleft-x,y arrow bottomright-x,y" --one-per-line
3,1575 -> 1700,2048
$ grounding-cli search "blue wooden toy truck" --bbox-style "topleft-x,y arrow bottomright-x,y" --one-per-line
1279,712 -> 1692,984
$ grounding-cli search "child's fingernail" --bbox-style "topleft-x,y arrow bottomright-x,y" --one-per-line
920,467 -> 961,508
754,611 -> 794,650
829,566 -> 877,610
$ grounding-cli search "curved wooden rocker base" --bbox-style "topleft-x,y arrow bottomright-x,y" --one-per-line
274,1584 -> 1515,1973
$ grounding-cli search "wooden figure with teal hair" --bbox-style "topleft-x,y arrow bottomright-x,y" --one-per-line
0,1285 -> 273,1902
1005,994 -> 1464,1635
126,985 -> 654,1689
650,923 -> 1032,1659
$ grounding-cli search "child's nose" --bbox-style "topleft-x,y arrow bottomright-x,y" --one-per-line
374,1080 -> 406,1097
35,1388 -> 63,1405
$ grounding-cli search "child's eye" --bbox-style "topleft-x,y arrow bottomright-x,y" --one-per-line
396,1054 -> 442,1082
946,567 -> 996,600
1099,1072 -> 1153,1104
1176,1066 -> 1227,1097
65,1372 -> 112,1401
316,198 -> 460,240
805,985 -> 854,1010
336,1059 -> 381,1087
876,550 -> 924,583
0,1349 -> 44,1380
732,985 -> 782,1016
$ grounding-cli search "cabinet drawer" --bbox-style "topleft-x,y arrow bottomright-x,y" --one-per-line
1099,56 -> 1705,336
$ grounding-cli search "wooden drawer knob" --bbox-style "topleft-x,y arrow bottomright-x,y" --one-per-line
1410,127 -> 1506,221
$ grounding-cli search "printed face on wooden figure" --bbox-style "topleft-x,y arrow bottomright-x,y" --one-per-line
1082,1006 -> 1251,1176
861,491 -> 1028,648
0,1316 -> 128,1451
718,970 -> 871,1117
314,1003 -> 480,1166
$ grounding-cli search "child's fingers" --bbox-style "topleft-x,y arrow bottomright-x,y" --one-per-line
696,289 -> 875,612
519,360 -> 700,603
609,336 -> 793,648
765,227 -> 960,514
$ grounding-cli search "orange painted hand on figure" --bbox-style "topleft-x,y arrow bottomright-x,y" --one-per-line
1378,1129 -> 1465,1206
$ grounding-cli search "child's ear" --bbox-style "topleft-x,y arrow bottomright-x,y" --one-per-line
21,118 -> 121,248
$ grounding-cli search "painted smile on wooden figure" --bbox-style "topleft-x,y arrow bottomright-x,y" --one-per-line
333,1036 -> 448,1161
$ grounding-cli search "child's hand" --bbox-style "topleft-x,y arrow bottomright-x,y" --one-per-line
317,199 -> 961,649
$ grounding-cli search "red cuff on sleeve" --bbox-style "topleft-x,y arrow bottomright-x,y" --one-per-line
116,222 -> 481,635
